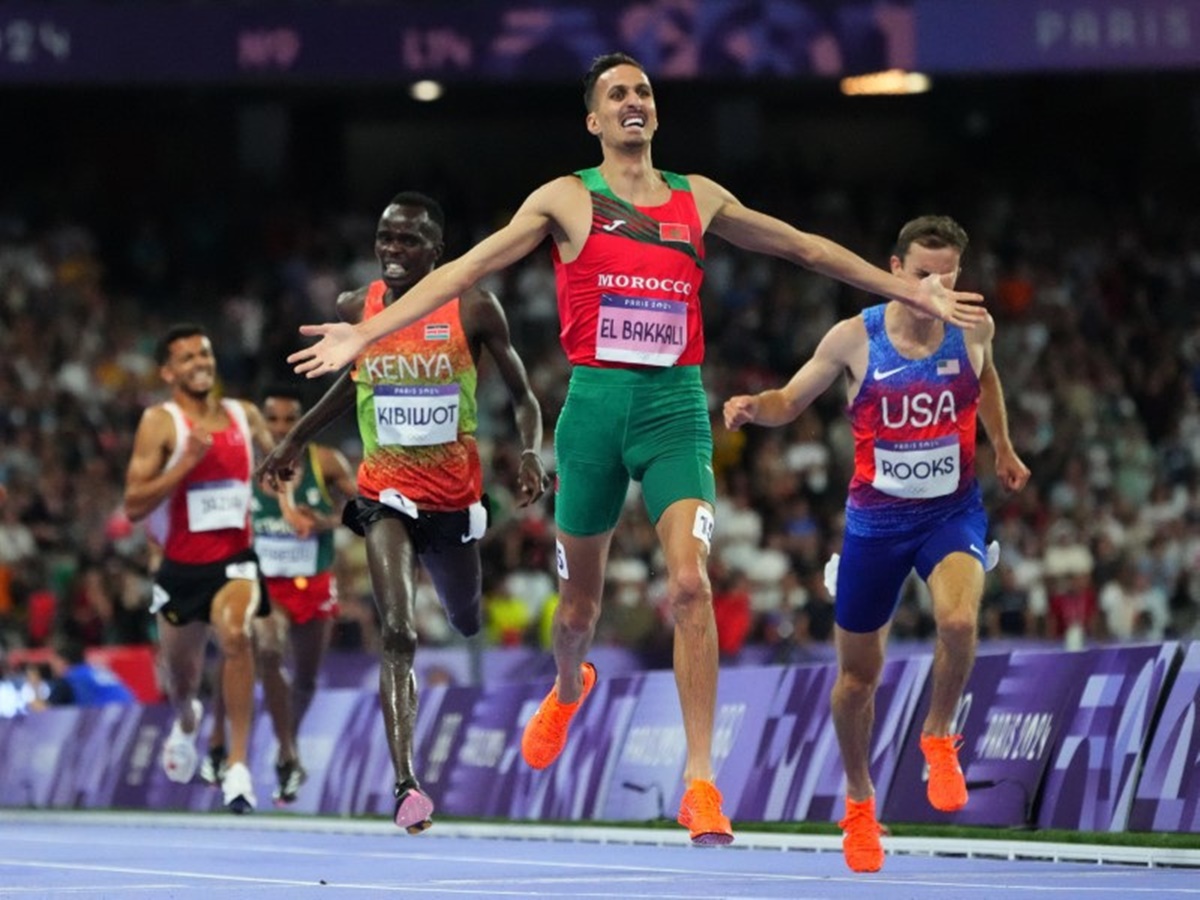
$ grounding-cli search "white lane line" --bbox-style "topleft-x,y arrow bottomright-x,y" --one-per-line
0,861 -> 319,888
0,886 -> 185,895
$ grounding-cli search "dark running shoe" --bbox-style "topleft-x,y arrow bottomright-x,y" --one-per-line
393,780 -> 434,834
200,745 -> 228,787
273,759 -> 307,806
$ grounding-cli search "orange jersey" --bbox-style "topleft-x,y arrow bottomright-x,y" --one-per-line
352,281 -> 481,510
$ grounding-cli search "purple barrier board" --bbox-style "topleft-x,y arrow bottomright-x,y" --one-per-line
1038,642 -> 1180,832
319,646 -> 648,691
507,673 -> 651,821
417,681 -> 536,818
0,705 -> 146,809
884,649 -> 1088,826
705,666 -> 796,820
733,656 -> 929,823
1130,641 -> 1200,832
599,668 -> 785,821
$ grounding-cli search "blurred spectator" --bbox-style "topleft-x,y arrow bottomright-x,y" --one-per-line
982,564 -> 1037,639
1098,559 -> 1170,642
1,88 -> 1198,665
710,565 -> 752,660
43,637 -> 135,707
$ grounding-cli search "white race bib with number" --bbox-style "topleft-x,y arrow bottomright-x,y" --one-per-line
374,384 -> 459,446
186,480 -> 251,532
595,294 -> 687,366
255,535 -> 319,577
872,436 -> 959,499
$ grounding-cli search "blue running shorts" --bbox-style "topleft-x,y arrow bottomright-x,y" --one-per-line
835,504 -> 988,634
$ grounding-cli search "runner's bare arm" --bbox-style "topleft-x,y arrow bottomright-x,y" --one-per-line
469,287 -> 547,506
255,373 -> 356,489
289,179 -> 576,377
316,444 -> 358,501
124,408 -> 200,521
973,317 -> 1031,492
724,318 -> 860,430
692,176 -> 985,329
242,402 -> 276,457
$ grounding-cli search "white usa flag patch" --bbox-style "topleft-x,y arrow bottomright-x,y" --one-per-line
424,323 -> 451,341
937,358 -> 960,376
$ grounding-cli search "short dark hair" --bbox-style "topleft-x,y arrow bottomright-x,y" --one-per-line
387,191 -> 445,235
583,52 -> 645,111
894,215 -> 969,260
262,383 -> 305,406
155,323 -> 207,365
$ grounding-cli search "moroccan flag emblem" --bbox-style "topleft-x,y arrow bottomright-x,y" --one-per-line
659,223 -> 691,243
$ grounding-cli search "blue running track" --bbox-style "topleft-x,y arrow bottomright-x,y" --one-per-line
1,811 -> 1197,899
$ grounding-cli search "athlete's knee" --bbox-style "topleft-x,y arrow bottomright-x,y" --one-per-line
556,591 -> 601,634
667,566 -> 711,614
215,626 -> 253,660
379,621 -> 418,659
936,609 -> 978,645
933,590 -> 980,640
835,663 -> 880,699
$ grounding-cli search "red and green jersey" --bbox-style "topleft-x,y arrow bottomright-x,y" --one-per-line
352,281 -> 481,510
553,167 -> 706,368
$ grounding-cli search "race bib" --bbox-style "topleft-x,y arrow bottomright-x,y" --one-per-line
595,294 -> 687,366
872,436 -> 959,499
255,534 -> 319,577
374,384 -> 459,446
186,479 -> 250,532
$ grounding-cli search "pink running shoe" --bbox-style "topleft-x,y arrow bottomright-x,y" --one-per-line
393,781 -> 434,834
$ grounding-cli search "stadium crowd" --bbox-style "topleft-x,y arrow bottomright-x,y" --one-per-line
1,87 -> 1197,701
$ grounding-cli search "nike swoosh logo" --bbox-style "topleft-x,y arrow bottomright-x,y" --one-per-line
969,544 -> 984,557
461,534 -> 474,544
873,365 -> 909,380
602,219 -> 626,232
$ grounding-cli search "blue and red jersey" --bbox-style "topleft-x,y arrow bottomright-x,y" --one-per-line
845,304 -> 981,537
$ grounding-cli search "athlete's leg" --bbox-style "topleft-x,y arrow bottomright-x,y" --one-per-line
551,529 -> 613,702
831,624 -> 889,801
209,579 -> 258,767
364,515 -> 420,785
200,656 -> 229,786
654,498 -> 717,783
252,606 -> 298,765
157,617 -> 208,729
420,544 -> 483,638
923,552 -> 985,735
288,616 -> 333,735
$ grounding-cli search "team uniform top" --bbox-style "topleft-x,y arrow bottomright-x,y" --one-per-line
251,443 -> 336,579
845,304 -> 981,538
553,167 -> 705,369
145,399 -> 254,564
352,281 -> 481,511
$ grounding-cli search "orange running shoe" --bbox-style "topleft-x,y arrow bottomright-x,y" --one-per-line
520,662 -> 597,769
920,733 -> 968,812
677,779 -> 734,845
838,795 -> 884,873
